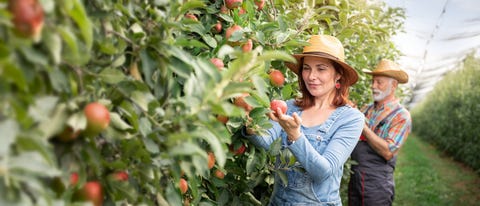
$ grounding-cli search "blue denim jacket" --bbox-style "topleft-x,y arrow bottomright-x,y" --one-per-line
244,99 -> 364,205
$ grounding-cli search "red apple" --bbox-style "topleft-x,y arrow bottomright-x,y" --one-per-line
220,5 -> 229,14
70,172 -> 79,186
57,126 -> 81,142
238,7 -> 246,15
229,143 -> 246,155
214,169 -> 225,179
216,115 -> 229,124
270,100 -> 287,116
225,0 -> 243,9
255,0 -> 266,10
214,21 -> 222,33
82,181 -> 103,206
242,39 -> 253,52
225,25 -> 242,41
113,171 -> 128,181
210,58 -> 224,71
208,152 -> 216,169
83,102 -> 110,136
269,69 -> 285,87
184,13 -> 198,21
8,0 -> 44,39
234,93 -> 253,112
179,178 -> 188,194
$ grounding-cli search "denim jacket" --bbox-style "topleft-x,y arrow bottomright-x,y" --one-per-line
243,99 -> 364,205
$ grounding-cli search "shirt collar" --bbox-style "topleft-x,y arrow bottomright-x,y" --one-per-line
374,98 -> 399,111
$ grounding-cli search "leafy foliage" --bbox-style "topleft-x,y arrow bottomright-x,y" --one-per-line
0,0 -> 404,205
411,54 -> 480,174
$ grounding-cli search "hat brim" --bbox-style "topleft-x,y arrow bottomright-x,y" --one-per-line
285,52 -> 358,86
362,69 -> 408,84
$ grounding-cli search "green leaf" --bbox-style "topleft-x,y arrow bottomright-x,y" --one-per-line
269,138 -> 282,156
277,170 -> 288,186
138,117 -> 152,137
246,147 -> 256,175
66,111 -> 87,131
9,152 -> 61,177
178,0 -> 206,15
3,62 -> 28,92
19,47 -> 48,66
58,26 -> 80,64
0,120 -> 18,156
98,67 -> 126,84
201,34 -> 217,48
143,137 -> 160,154
70,0 -> 93,49
37,103 -> 68,139
257,50 -> 296,63
44,32 -> 62,64
48,68 -> 69,93
28,96 -> 59,122
169,142 -> 207,158
110,112 -> 133,131
130,91 -> 155,111
194,127 -> 226,167
251,75 -> 270,105
175,38 -> 209,48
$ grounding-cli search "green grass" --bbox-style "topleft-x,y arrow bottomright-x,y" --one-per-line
394,134 -> 480,206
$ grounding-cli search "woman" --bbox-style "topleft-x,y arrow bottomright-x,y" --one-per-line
243,35 -> 364,205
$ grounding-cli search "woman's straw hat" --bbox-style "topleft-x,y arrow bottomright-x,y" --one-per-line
285,35 -> 358,86
363,59 -> 409,84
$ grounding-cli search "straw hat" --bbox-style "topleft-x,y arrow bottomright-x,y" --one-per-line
363,59 -> 408,84
285,35 -> 358,86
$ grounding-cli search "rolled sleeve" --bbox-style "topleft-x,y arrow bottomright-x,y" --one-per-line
288,110 -> 364,182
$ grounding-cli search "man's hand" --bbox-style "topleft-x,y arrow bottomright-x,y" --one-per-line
268,107 -> 302,141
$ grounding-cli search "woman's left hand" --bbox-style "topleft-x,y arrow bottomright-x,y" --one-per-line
268,108 -> 302,141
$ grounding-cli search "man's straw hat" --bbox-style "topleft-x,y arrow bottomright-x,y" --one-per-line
285,35 -> 358,86
363,59 -> 409,84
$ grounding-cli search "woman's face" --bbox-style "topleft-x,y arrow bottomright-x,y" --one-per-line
301,56 -> 340,98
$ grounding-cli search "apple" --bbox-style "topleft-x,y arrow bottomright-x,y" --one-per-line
207,152 -> 215,169
238,7 -> 246,15
234,93 -> 253,112
242,39 -> 253,53
57,126 -> 81,142
216,115 -> 229,124
229,143 -> 246,155
213,21 -> 222,33
70,172 -> 79,186
179,178 -> 188,194
82,181 -> 103,206
210,58 -> 224,71
269,69 -> 285,87
255,0 -> 266,10
83,102 -> 110,136
214,169 -> 225,179
113,171 -> 128,181
270,100 -> 287,116
225,0 -> 243,9
220,5 -> 229,14
184,13 -> 198,21
225,25 -> 242,41
8,0 -> 44,39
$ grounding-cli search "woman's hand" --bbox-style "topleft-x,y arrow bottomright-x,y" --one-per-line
268,107 -> 302,141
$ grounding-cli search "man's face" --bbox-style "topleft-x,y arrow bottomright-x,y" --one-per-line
372,76 -> 395,102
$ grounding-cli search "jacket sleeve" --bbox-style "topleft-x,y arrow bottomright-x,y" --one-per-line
288,109 -> 364,182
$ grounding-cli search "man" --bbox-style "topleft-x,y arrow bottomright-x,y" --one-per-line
348,59 -> 412,206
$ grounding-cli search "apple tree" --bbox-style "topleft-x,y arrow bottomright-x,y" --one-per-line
0,0 -> 403,205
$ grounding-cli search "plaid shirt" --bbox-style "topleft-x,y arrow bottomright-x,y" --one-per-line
361,99 -> 412,153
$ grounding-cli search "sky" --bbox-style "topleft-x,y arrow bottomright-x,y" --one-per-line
382,0 -> 480,107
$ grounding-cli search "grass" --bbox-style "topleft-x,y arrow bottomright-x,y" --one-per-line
394,134 -> 480,206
